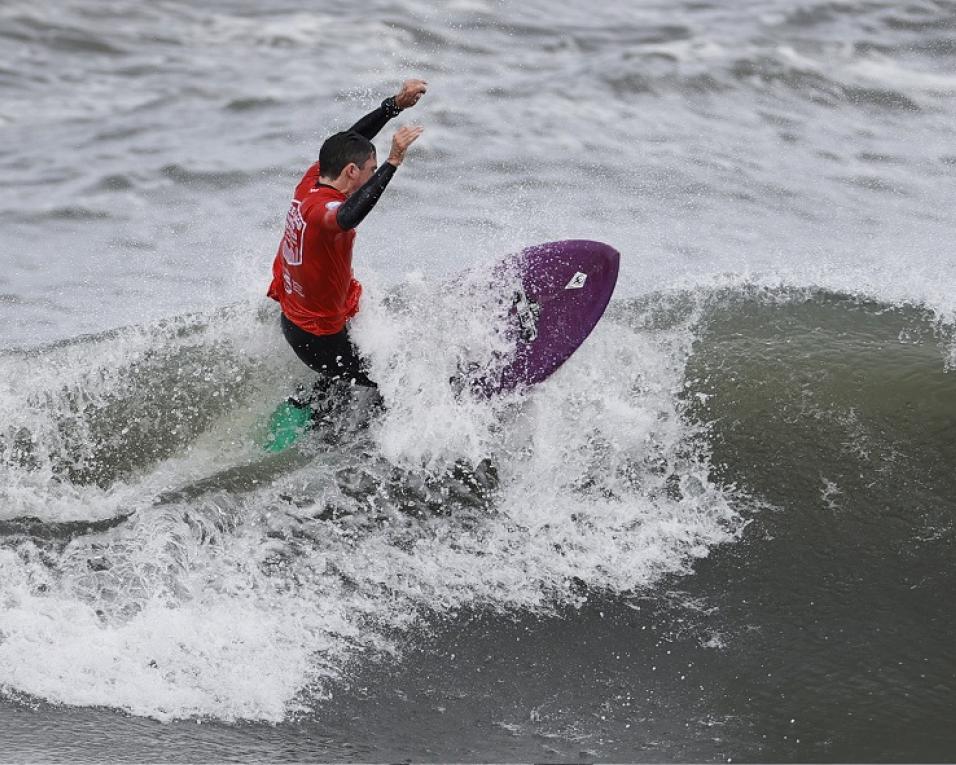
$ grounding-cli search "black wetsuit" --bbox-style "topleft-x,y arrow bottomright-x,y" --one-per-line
281,312 -> 375,388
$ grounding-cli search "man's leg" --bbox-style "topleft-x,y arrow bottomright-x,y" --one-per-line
279,314 -> 381,423
280,314 -> 374,383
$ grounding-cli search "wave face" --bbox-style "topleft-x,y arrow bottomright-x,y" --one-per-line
683,287 -> 956,505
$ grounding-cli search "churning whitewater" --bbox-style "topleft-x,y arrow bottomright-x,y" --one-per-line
1,281 -> 743,721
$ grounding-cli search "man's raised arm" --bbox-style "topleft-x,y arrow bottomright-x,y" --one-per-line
348,79 -> 428,139
334,125 -> 424,231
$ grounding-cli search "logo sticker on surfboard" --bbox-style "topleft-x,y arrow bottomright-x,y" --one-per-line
565,272 -> 587,290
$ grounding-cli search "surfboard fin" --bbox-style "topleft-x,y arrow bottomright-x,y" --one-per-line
512,287 -> 541,343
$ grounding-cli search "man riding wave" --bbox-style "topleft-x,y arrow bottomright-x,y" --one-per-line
267,79 -> 427,401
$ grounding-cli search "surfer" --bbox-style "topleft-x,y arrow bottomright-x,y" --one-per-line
267,79 -> 426,401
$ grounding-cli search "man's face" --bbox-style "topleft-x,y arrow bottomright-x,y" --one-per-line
346,153 -> 377,195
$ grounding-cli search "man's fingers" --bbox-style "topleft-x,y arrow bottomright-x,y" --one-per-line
396,125 -> 424,146
397,79 -> 428,108
388,123 -> 424,165
401,131 -> 423,148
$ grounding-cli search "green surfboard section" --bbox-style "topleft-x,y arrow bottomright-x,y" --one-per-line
263,400 -> 312,453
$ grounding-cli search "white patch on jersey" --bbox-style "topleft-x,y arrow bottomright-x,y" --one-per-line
280,199 -> 305,266
565,271 -> 588,290
325,201 -> 342,210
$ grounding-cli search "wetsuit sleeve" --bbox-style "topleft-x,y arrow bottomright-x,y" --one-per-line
348,97 -> 403,140
334,162 -> 397,230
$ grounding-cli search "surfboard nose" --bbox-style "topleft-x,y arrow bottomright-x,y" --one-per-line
562,239 -> 620,272
553,240 -> 620,299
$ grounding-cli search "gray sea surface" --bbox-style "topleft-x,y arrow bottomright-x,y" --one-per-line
1,0 -> 955,762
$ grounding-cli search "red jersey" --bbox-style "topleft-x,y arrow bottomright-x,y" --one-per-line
267,162 -> 362,335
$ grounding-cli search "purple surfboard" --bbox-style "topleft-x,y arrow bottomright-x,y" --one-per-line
473,239 -> 620,395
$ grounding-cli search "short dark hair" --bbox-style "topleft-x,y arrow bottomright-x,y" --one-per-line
318,131 -> 375,179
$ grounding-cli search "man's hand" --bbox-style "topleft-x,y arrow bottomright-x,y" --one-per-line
394,79 -> 427,110
387,125 -> 424,167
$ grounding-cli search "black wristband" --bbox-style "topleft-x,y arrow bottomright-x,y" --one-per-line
381,96 -> 402,118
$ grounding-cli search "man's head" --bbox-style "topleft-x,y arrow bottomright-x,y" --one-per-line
318,131 -> 377,196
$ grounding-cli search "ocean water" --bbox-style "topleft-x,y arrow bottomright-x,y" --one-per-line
1,0 -> 955,761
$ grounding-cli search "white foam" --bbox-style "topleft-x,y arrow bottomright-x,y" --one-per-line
0,546 -> 351,722
353,264 -> 515,470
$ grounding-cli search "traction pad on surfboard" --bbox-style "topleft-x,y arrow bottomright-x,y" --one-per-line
263,398 -> 314,453
262,381 -> 384,453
